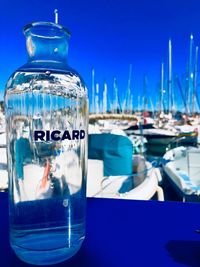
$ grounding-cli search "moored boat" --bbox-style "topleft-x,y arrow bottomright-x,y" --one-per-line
163,146 -> 200,201
126,126 -> 198,156
87,133 -> 164,200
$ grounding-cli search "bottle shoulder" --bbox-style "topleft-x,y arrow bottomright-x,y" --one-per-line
18,61 -> 79,76
5,65 -> 87,98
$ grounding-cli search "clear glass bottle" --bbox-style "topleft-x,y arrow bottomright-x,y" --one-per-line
4,22 -> 88,265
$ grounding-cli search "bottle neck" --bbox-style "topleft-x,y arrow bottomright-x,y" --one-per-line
24,22 -> 70,67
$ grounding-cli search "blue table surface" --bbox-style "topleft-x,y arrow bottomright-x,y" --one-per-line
1,192 -> 200,267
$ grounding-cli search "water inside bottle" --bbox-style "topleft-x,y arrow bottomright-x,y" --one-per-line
5,70 -> 87,265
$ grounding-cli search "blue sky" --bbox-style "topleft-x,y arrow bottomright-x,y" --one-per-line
1,0 -> 200,111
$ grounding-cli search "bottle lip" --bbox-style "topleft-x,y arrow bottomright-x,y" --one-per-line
23,21 -> 71,38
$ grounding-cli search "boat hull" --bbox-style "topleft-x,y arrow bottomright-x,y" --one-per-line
163,146 -> 200,201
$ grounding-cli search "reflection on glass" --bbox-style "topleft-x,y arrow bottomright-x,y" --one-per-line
5,71 -> 88,265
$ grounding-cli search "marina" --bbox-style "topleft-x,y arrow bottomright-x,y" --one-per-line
1,10 -> 200,203
87,114 -> 200,202
84,33 -> 200,203
1,31 -> 200,202
1,2 -> 200,266
1,105 -> 200,202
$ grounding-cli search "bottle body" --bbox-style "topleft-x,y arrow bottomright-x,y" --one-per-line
5,69 -> 88,265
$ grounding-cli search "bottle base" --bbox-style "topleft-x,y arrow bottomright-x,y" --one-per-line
12,243 -> 82,265
11,228 -> 84,265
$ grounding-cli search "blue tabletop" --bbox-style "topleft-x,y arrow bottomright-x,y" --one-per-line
1,192 -> 200,267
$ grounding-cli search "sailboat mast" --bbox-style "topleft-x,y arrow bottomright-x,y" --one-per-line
113,77 -> 119,113
138,95 -> 140,112
188,34 -> 194,114
160,62 -> 164,113
91,68 -> 95,113
95,83 -> 99,114
143,75 -> 148,113
103,82 -> 108,114
175,76 -> 188,113
192,46 -> 198,114
168,39 -> 173,113
130,95 -> 133,113
127,64 -> 132,113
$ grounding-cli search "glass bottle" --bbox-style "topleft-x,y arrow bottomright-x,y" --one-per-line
4,21 -> 88,265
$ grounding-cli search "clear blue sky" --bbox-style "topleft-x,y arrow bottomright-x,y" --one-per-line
1,0 -> 200,111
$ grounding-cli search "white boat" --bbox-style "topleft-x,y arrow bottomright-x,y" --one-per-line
126,125 -> 198,156
163,146 -> 200,201
175,124 -> 200,144
87,155 -> 164,201
87,132 -> 164,200
127,128 -> 176,144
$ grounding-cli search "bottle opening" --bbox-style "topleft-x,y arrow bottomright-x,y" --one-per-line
23,22 -> 71,39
